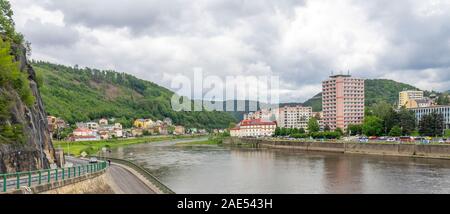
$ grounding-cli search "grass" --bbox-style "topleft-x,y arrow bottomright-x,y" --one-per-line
54,135 -> 202,156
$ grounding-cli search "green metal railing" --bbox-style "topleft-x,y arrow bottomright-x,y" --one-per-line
95,156 -> 175,194
0,161 -> 107,193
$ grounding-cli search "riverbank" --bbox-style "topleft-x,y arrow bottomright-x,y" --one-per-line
54,135 -> 204,156
223,137 -> 450,160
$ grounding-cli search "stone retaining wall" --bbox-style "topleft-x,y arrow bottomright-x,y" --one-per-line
225,138 -> 450,159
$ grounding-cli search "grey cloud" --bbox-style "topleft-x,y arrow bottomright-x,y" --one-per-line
11,0 -> 450,102
22,19 -> 80,47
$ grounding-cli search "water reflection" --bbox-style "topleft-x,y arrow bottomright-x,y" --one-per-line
109,139 -> 450,194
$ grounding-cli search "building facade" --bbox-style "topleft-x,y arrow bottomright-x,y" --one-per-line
244,108 -> 278,121
399,90 -> 424,108
277,106 -> 312,130
322,74 -> 365,131
410,105 -> 450,129
230,119 -> 276,137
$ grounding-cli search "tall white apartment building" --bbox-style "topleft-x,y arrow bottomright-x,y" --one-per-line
277,106 -> 313,130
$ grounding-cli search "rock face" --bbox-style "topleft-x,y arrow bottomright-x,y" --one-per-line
0,44 -> 56,173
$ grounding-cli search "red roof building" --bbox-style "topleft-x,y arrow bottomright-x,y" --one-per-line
230,119 -> 276,137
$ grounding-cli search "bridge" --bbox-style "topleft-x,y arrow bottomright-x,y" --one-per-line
0,156 -> 174,194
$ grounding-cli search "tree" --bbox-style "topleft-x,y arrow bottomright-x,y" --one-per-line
389,125 -> 402,137
419,112 -> 444,137
348,124 -> 363,136
444,130 -> 450,138
397,108 -> 416,135
368,101 -> 400,135
298,128 -> 305,134
274,127 -> 281,136
335,128 -> 344,136
228,122 -> 237,129
362,116 -> 383,136
0,0 -> 24,44
323,124 -> 331,132
308,117 -> 320,133
436,93 -> 450,105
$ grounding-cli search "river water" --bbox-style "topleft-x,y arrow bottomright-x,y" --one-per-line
109,138 -> 450,194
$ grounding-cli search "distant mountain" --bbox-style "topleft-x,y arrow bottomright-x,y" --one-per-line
303,79 -> 426,112
33,61 -> 237,129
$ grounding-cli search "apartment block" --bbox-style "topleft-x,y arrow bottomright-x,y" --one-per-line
277,106 -> 312,130
322,74 -> 365,131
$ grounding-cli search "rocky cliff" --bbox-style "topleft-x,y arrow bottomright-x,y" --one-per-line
0,43 -> 56,173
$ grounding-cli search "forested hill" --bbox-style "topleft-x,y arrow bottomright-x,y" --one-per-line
32,61 -> 237,128
303,79 -> 429,112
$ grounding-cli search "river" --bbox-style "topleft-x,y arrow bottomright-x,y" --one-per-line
109,138 -> 450,194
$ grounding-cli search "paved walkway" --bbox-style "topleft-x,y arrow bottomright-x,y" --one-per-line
66,157 -> 155,194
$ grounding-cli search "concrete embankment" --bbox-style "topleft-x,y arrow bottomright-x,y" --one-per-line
7,170 -> 109,194
223,138 -> 450,159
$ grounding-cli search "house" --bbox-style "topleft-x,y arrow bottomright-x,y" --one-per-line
73,128 -> 96,137
113,129 -> 123,138
174,126 -> 185,135
157,125 -> 169,135
76,122 -> 87,129
47,116 -> 67,137
114,123 -> 123,130
99,118 -> 109,125
99,131 -> 110,140
133,119 -> 154,129
131,128 -> 143,137
163,117 -> 173,126
72,128 -> 99,141
86,122 -> 99,130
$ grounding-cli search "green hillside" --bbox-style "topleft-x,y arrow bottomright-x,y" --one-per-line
303,79 -> 423,112
33,61 -> 237,129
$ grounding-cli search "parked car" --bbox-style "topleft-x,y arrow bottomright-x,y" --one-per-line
359,137 -> 369,143
369,136 -> 378,140
439,139 -> 446,144
399,136 -> 414,142
387,137 -> 397,142
89,157 -> 98,164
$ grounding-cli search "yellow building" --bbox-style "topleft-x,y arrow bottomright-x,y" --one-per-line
133,119 -> 154,129
399,90 -> 424,108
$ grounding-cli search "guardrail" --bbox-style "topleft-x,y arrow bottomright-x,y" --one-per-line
95,156 -> 175,194
0,161 -> 107,193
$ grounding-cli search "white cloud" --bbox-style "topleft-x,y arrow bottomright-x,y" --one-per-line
9,0 -> 450,103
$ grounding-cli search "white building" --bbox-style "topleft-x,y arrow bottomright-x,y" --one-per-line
277,106 -> 313,130
410,105 -> 450,129
86,122 -> 99,130
230,119 -> 276,137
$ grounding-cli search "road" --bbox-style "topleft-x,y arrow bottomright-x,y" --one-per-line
66,156 -> 155,194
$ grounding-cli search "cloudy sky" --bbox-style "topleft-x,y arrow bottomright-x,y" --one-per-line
9,0 -> 450,103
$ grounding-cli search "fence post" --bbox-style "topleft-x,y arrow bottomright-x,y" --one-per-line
55,169 -> 58,181
68,168 -> 71,178
47,170 -> 50,183
78,166 -> 81,176
62,168 -> 65,180
73,167 -> 76,177
28,172 -> 31,187
16,173 -> 20,190
3,175 -> 6,192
